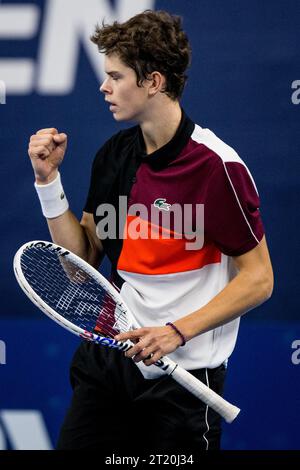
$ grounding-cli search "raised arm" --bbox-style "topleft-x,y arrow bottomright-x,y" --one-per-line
28,128 -> 103,268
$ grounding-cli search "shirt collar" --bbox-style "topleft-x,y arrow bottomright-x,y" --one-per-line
135,108 -> 195,169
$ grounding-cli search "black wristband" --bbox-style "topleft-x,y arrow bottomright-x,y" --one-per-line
166,322 -> 186,347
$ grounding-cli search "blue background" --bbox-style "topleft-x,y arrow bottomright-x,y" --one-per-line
0,0 -> 299,450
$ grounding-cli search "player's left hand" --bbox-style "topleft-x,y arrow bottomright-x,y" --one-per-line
114,325 -> 183,366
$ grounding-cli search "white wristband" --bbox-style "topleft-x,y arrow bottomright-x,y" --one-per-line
34,172 -> 69,218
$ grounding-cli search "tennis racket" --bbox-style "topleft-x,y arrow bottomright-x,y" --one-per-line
13,240 -> 240,423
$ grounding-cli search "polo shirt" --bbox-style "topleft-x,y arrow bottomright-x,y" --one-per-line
84,109 -> 264,378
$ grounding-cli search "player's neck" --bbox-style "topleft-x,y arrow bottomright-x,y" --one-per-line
139,100 -> 182,155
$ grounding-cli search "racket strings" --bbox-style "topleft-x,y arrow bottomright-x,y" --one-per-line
20,247 -> 130,337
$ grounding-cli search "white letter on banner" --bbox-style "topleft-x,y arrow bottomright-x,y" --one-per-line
0,410 -> 53,450
0,424 -> 6,450
0,340 -> 5,364
0,5 -> 40,94
37,0 -> 155,94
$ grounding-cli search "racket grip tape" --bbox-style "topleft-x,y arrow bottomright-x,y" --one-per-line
171,365 -> 240,423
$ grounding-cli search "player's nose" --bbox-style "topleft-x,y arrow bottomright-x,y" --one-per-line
100,78 -> 111,94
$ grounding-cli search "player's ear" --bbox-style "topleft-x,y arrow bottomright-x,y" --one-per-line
148,71 -> 166,96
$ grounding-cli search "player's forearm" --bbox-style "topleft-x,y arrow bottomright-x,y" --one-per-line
174,269 -> 273,342
47,210 -> 101,267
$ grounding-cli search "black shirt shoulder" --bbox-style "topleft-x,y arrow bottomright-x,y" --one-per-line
84,125 -> 139,213
93,125 -> 139,168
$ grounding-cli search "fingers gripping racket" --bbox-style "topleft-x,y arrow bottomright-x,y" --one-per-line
13,241 -> 240,423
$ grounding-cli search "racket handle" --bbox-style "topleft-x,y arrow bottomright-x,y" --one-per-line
115,341 -> 239,422
171,364 -> 240,423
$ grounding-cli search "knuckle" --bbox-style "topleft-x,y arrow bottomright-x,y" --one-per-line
36,128 -> 57,135
130,347 -> 138,357
138,328 -> 146,335
140,349 -> 149,359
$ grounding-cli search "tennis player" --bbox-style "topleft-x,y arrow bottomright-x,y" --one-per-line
28,10 -> 273,452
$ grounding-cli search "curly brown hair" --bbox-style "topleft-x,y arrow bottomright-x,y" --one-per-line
90,10 -> 191,100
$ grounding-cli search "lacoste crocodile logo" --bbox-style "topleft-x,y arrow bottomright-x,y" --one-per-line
153,198 -> 171,211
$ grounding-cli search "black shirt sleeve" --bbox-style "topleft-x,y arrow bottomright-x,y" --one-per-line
83,138 -> 113,214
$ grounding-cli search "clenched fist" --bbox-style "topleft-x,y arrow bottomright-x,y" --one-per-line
28,128 -> 67,184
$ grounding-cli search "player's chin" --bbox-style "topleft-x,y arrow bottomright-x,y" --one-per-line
111,110 -> 126,121
113,110 -> 139,123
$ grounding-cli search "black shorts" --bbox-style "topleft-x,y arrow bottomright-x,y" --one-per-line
56,341 -> 227,453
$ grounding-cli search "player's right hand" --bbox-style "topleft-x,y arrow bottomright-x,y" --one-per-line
28,128 -> 67,184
